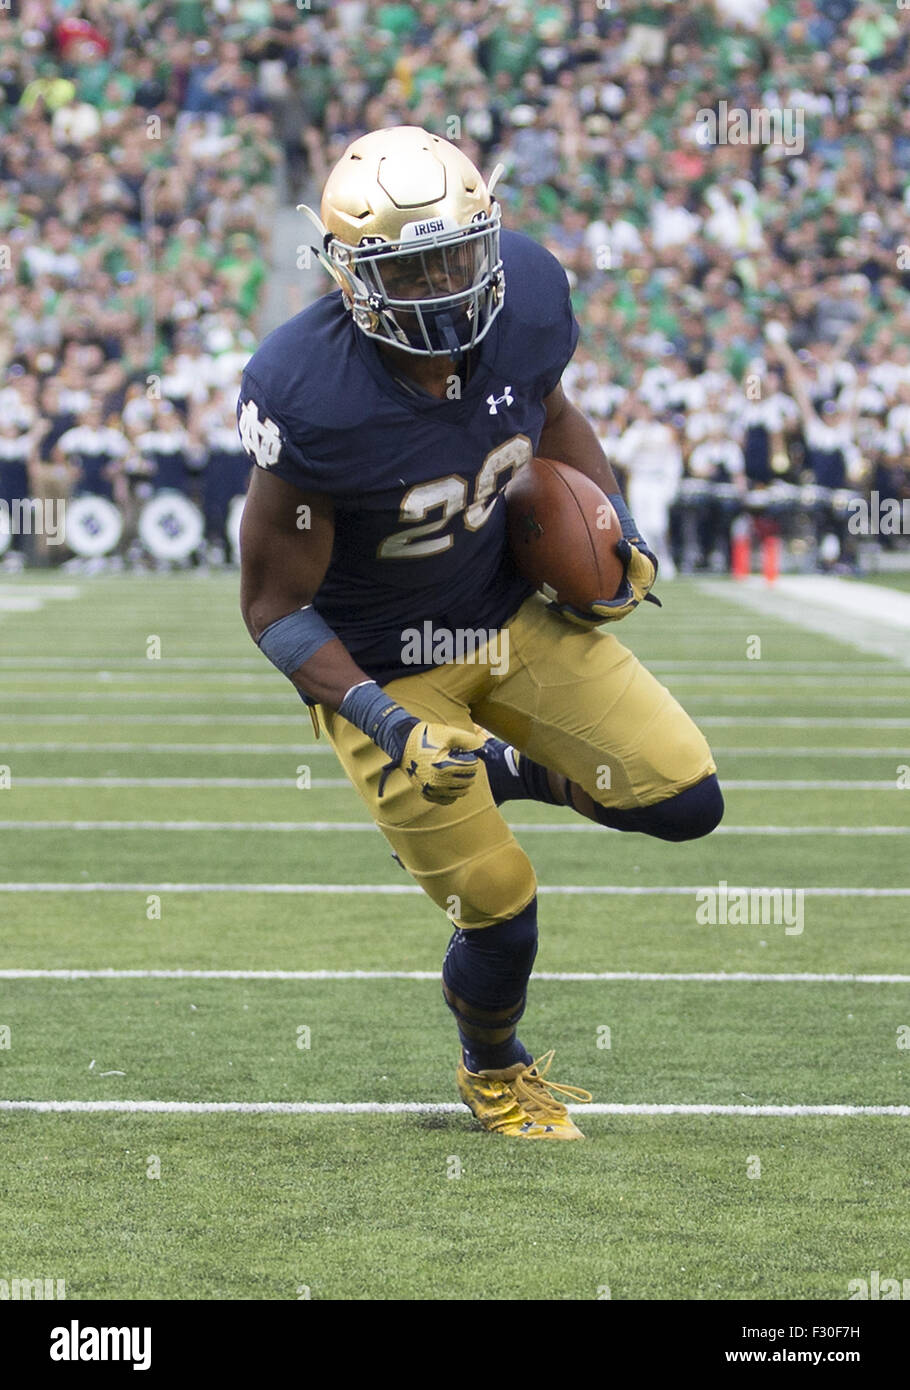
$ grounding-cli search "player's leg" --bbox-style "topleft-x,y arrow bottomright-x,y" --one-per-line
318,665 -> 589,1138
474,593 -> 723,839
321,668 -> 540,1076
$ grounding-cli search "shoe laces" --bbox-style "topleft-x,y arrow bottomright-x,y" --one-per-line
512,1050 -> 593,1116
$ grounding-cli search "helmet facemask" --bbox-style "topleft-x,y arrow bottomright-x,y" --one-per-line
332,206 -> 504,358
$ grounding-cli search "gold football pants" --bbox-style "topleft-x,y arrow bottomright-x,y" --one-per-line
317,594 -> 716,930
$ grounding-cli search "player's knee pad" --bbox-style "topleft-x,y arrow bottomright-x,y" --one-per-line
442,896 -> 539,1021
438,839 -> 537,929
593,773 -> 724,842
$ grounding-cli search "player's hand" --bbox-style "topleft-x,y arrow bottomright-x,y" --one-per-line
378,720 -> 486,804
552,539 -> 661,628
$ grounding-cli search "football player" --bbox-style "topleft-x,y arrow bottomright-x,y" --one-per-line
238,128 -> 723,1140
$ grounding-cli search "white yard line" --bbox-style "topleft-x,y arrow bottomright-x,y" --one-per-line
0,656 -> 263,668
0,661 -> 897,677
7,776 -> 902,788
0,820 -> 907,836
0,585 -> 80,600
703,780 -> 899,789
0,1099 -> 906,1117
701,717 -> 910,727
0,715 -> 305,725
12,777 -> 349,787
685,695 -> 907,704
4,713 -> 906,727
0,597 -> 44,612
712,747 -> 909,757
700,576 -> 910,668
664,676 -> 910,685
0,692 -> 292,703
0,883 -> 906,896
1,670 -> 904,686
774,576 -> 910,626
1,742 -> 317,753
1,968 -> 906,983
0,743 -> 906,757
3,690 -> 907,704
0,644 -> 865,672
0,671 -> 277,683
641,661 -> 901,672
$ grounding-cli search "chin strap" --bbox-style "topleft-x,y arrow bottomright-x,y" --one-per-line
434,311 -> 463,358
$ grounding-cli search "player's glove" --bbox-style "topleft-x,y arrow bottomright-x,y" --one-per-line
551,492 -> 661,628
379,719 -> 486,804
553,538 -> 661,628
337,680 -> 485,805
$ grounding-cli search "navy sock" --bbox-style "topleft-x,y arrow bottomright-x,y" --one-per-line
442,898 -> 538,1072
478,738 -> 562,808
462,1035 -> 532,1074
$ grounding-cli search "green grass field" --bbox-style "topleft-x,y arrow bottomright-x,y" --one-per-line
1,573 -> 908,1300
852,571 -> 910,591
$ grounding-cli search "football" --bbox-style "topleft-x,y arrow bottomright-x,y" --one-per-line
505,456 -> 625,609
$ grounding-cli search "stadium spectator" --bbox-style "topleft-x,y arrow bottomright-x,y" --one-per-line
55,402 -> 130,503
2,0 -> 909,573
614,397 -> 684,578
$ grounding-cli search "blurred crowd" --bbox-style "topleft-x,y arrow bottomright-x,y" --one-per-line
1,0 -> 909,571
1,0 -> 277,564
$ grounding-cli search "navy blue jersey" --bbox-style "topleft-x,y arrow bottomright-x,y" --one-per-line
74,455 -> 115,501
147,450 -> 188,492
238,229 -> 579,683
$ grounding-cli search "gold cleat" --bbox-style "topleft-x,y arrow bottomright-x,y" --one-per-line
457,1049 -> 592,1140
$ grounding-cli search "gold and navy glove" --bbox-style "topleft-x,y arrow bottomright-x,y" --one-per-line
552,493 -> 661,628
382,719 -> 486,804
338,681 -> 484,804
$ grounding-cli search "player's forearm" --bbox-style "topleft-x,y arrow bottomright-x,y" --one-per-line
244,599 -> 370,710
286,638 -> 372,711
538,397 -> 620,496
249,600 -> 432,766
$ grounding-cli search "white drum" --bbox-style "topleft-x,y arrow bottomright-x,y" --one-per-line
65,494 -> 124,557
138,490 -> 205,561
226,493 -> 246,562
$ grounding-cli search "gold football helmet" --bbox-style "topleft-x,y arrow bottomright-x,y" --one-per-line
298,127 -> 505,357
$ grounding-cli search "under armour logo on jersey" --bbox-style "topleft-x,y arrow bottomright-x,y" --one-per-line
486,386 -> 514,415
238,398 -> 282,469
